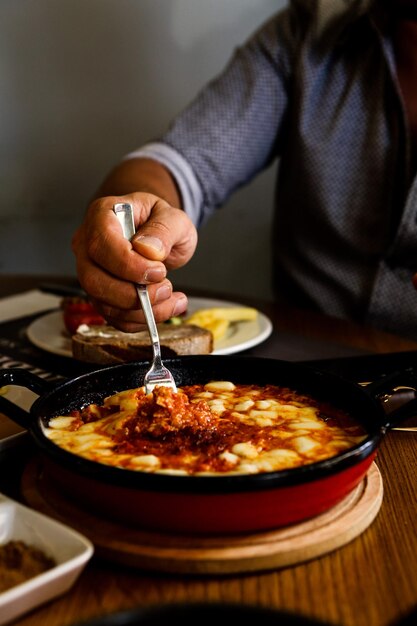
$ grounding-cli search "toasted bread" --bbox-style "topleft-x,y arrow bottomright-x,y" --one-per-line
71,323 -> 213,364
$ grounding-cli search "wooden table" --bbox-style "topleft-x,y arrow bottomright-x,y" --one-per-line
1,275 -> 417,626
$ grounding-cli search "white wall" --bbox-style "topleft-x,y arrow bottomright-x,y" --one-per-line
0,0 -> 286,300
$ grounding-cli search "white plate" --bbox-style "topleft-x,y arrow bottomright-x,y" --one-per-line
26,297 -> 273,358
0,493 -> 93,625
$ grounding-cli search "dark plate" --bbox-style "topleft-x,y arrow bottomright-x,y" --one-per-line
72,602 -> 332,626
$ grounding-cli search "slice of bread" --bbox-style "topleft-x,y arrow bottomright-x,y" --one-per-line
71,323 -> 213,364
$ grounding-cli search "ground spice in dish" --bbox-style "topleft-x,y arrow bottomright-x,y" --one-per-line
0,540 -> 56,592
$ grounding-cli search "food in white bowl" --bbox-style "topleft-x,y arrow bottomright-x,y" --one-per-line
0,494 -> 93,625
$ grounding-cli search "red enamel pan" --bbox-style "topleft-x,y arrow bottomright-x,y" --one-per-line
1,356 -> 415,534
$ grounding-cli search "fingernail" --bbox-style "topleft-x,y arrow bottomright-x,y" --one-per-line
172,296 -> 188,317
134,235 -> 164,253
155,284 -> 172,303
144,267 -> 166,282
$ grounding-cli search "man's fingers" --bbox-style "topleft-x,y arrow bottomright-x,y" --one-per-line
80,200 -> 167,284
72,192 -> 195,329
79,194 -> 197,282
96,291 -> 188,332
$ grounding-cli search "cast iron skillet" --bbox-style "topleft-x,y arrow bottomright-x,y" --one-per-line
1,356 -> 416,534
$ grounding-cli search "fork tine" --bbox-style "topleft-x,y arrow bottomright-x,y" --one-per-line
143,363 -> 177,394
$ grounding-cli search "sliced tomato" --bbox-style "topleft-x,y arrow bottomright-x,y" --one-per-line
62,298 -> 105,334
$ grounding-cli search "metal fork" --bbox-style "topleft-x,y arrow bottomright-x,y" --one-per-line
113,202 -> 177,394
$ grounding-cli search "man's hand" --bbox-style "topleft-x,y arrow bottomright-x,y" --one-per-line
72,191 -> 197,332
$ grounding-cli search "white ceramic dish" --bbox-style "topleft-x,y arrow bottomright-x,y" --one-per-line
0,386 -> 42,451
26,296 -> 273,358
0,493 -> 94,625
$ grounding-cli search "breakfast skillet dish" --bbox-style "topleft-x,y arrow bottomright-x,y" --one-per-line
45,381 -> 366,476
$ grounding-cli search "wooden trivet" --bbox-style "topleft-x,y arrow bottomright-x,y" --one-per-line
21,458 -> 383,575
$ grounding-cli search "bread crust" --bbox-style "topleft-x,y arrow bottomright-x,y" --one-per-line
71,323 -> 213,364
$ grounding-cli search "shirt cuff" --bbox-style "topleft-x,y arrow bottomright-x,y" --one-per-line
123,142 -> 204,226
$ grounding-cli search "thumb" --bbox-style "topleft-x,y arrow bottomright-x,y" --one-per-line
132,203 -> 198,269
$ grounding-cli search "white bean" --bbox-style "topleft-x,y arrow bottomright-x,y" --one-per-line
292,436 -> 318,454
232,442 -> 258,459
205,381 -> 236,391
130,454 -> 160,469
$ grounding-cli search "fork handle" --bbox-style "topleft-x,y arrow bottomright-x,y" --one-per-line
135,283 -> 162,362
113,202 -> 163,363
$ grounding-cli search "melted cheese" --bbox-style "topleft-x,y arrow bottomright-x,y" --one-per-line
45,382 -> 366,476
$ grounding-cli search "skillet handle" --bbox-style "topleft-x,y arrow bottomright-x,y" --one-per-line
0,368 -> 56,429
365,367 -> 417,429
